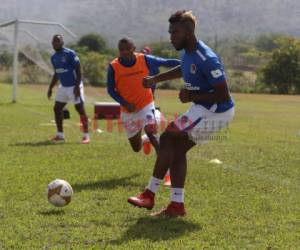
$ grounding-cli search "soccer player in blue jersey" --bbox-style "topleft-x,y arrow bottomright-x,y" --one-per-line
47,34 -> 90,144
128,10 -> 235,217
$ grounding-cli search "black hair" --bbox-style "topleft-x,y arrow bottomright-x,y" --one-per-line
168,10 -> 196,32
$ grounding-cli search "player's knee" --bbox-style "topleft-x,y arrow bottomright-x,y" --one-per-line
131,144 -> 142,153
54,105 -> 62,114
75,105 -> 84,115
144,124 -> 157,135
129,137 -> 142,152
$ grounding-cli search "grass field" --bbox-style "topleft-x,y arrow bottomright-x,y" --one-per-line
0,82 -> 300,249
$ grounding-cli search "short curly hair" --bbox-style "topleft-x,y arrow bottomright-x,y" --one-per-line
168,10 -> 196,32
53,34 -> 63,41
118,37 -> 135,47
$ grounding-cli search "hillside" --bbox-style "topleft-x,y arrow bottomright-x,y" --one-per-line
0,0 -> 300,45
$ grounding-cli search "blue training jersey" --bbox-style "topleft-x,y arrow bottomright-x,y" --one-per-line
51,47 -> 80,87
181,40 -> 234,113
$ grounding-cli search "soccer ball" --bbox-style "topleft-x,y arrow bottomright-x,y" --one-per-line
47,179 -> 73,207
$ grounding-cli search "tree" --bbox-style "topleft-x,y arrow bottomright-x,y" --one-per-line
77,33 -> 107,53
149,41 -> 179,59
258,37 -> 300,94
78,50 -> 110,86
0,50 -> 13,69
254,33 -> 282,52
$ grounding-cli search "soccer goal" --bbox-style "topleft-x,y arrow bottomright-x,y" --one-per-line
0,19 -> 77,102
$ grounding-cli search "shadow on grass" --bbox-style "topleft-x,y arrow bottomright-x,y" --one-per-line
0,102 -> 14,106
38,209 -> 65,216
73,174 -> 141,192
111,216 -> 201,244
9,140 -> 74,147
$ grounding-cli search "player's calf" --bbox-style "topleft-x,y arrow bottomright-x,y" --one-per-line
129,132 -> 143,153
144,124 -> 159,154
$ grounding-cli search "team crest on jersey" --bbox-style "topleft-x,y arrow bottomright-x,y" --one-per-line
190,64 -> 197,74
211,69 -> 223,78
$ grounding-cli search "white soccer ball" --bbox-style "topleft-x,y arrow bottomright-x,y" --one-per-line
47,179 -> 73,207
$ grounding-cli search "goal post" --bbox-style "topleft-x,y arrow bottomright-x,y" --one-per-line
0,19 -> 77,103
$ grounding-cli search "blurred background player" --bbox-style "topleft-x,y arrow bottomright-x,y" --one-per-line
128,10 -> 235,217
47,34 -> 90,144
107,37 -> 180,157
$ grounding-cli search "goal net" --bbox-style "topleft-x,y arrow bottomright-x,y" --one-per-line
0,19 -> 77,102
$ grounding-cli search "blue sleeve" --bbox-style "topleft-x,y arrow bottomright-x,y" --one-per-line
106,65 -> 127,106
145,55 -> 180,71
69,50 -> 80,68
202,57 -> 227,85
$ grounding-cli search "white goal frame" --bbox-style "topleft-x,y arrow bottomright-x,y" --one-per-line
0,19 -> 77,102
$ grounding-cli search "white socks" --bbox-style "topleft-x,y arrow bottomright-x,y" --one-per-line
171,188 -> 184,203
147,177 -> 184,203
83,132 -> 89,138
57,132 -> 64,138
142,134 -> 160,144
146,176 -> 162,194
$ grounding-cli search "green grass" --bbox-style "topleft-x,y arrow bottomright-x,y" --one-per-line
0,83 -> 300,249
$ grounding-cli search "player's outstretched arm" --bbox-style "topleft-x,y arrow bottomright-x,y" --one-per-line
145,54 -> 180,69
47,73 -> 58,100
143,65 -> 182,88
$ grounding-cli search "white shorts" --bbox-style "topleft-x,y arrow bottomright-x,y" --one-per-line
121,102 -> 161,139
55,84 -> 85,104
174,104 -> 235,144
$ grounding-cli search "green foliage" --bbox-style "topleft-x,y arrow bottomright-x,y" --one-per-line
0,50 -> 13,68
20,64 -> 51,84
254,33 -> 282,52
228,70 -> 258,93
77,33 -> 107,53
149,41 -> 179,59
18,48 -> 52,84
69,33 -> 116,86
78,50 -> 110,86
1,31 -> 299,95
215,36 -> 252,59
258,37 -> 300,94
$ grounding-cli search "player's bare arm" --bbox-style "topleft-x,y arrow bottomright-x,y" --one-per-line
47,73 -> 58,100
143,65 -> 182,88
74,64 -> 82,98
179,81 -> 231,103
